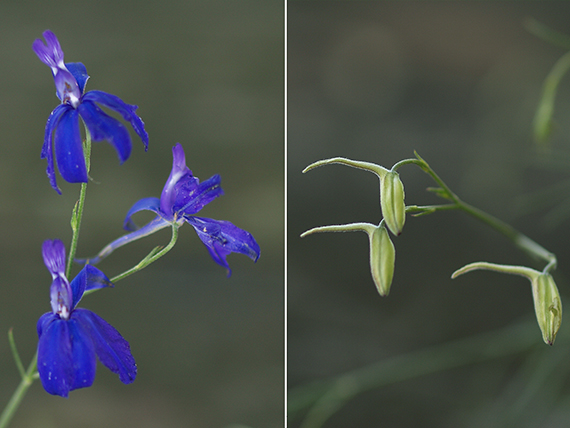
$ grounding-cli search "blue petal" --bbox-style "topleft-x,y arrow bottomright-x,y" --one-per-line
76,215 -> 170,265
68,314 -> 97,391
54,108 -> 88,183
42,104 -> 72,193
205,241 -> 233,276
65,62 -> 89,94
185,216 -> 260,276
173,174 -> 223,216
77,100 -> 131,163
42,239 -> 67,277
37,312 -> 54,337
32,30 -> 65,68
73,309 -> 136,384
82,90 -> 149,150
69,265 -> 113,309
42,239 -> 73,315
159,144 -> 224,216
32,31 -> 82,105
37,314 -> 74,397
160,143 -> 191,214
123,197 -> 161,231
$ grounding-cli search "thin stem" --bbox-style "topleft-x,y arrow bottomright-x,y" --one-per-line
66,181 -> 87,278
0,351 -> 38,428
7,330 -> 25,379
66,127 -> 92,278
110,224 -> 179,284
524,17 -> 570,50
0,127 -> 94,428
405,204 -> 457,216
533,49 -> 570,144
457,201 -> 556,270
411,153 -> 556,271
411,153 -> 460,201
295,154 -> 559,426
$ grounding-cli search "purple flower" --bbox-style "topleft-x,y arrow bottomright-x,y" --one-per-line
33,30 -> 149,194
82,143 -> 260,276
37,239 -> 136,397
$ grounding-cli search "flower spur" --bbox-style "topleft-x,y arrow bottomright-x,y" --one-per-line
37,239 -> 136,397
33,30 -> 149,193
78,143 -> 260,276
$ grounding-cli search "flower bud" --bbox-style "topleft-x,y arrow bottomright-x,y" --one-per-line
532,273 -> 562,345
381,171 -> 406,236
452,261 -> 562,345
369,224 -> 396,296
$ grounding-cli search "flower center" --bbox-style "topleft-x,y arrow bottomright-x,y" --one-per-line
62,82 -> 80,108
58,302 -> 70,320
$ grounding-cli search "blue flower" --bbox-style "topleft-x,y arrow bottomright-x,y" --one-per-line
37,239 -> 136,397
82,143 -> 260,276
33,30 -> 149,194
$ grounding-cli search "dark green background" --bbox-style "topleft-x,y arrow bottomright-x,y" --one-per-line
0,1 -> 283,427
289,2 -> 570,427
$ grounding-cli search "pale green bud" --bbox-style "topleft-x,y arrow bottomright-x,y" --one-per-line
369,224 -> 396,296
452,261 -> 562,345
381,171 -> 406,236
533,273 -> 562,346
301,221 -> 397,296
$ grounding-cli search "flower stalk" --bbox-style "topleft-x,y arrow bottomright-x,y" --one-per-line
0,351 -> 38,428
0,128 -> 93,420
107,224 -> 180,285
302,151 -> 558,343
404,152 -> 557,272
1,27 -> 260,428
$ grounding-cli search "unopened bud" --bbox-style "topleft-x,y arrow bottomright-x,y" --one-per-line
533,273 -> 562,345
369,224 -> 396,296
452,261 -> 562,345
381,171 -> 406,236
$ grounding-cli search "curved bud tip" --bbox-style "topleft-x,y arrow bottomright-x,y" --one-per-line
451,262 -> 540,281
302,157 -> 389,177
380,171 -> 406,236
369,224 -> 396,296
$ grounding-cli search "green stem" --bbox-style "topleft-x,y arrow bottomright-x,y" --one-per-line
295,154 -> 559,426
67,181 -> 87,278
406,204 -> 457,216
8,330 -> 25,379
457,201 -> 556,270
409,153 -> 556,272
110,224 -> 179,284
0,351 -> 38,428
0,128 -> 94,428
533,49 -> 570,145
524,18 -> 570,50
66,127 -> 92,278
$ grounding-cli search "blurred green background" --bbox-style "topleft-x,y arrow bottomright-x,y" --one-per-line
288,2 -> 570,427
0,1 -> 283,427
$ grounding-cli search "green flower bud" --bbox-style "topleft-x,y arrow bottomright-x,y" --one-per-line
381,171 -> 406,236
533,273 -> 562,346
452,261 -> 562,345
369,224 -> 396,296
301,221 -> 397,296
